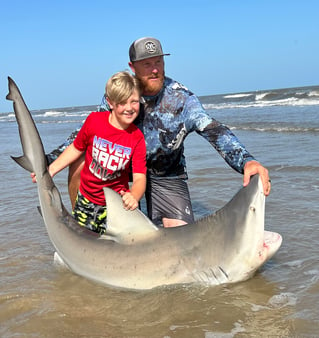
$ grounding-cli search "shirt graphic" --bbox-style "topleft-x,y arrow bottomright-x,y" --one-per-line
90,136 -> 131,181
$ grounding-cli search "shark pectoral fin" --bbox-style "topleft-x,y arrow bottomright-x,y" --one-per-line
37,206 -> 43,217
11,155 -> 33,172
49,186 -> 64,214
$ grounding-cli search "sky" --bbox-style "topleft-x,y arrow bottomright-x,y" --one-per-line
1,0 -> 318,113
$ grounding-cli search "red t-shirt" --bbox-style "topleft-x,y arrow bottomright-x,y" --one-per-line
73,111 -> 146,205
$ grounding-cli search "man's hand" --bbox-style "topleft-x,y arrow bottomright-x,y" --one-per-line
243,160 -> 271,196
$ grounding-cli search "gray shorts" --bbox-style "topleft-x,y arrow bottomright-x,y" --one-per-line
145,176 -> 194,226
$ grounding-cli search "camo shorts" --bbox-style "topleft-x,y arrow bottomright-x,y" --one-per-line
73,191 -> 107,234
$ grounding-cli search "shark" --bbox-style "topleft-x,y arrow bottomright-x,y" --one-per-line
7,76 -> 282,290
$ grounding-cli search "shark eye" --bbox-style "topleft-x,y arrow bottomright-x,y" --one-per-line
250,206 -> 256,212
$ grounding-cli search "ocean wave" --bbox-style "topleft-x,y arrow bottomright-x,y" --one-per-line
203,97 -> 319,110
308,90 -> 319,97
200,85 -> 319,110
255,91 -> 279,101
40,119 -> 85,124
229,125 -> 319,133
0,113 -> 15,120
43,111 -> 66,117
41,111 -> 90,118
255,92 -> 269,100
223,93 -> 254,99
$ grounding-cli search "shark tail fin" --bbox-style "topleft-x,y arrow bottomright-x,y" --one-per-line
6,77 -> 19,101
6,92 -> 13,101
11,155 -> 33,172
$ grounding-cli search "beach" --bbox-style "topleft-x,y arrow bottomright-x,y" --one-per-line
1,85 -> 319,337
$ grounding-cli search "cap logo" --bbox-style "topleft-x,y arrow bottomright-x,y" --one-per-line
144,41 -> 157,54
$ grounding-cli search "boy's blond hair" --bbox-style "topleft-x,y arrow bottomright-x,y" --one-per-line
106,71 -> 142,104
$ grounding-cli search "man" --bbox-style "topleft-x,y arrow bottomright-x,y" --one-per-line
48,37 -> 271,228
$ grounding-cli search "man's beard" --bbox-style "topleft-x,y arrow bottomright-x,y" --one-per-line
139,72 -> 165,96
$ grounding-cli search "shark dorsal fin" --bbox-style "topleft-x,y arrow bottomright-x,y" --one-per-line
103,187 -> 158,244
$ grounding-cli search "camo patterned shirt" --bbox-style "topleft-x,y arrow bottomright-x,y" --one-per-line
48,76 -> 256,179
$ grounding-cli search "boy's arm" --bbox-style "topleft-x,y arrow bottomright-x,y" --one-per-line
130,173 -> 146,202
49,143 -> 83,178
120,173 -> 146,210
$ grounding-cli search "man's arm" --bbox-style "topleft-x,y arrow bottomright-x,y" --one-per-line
186,93 -> 271,194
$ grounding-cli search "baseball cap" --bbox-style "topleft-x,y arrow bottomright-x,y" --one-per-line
129,37 -> 170,62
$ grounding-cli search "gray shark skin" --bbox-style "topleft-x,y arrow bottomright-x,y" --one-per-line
7,76 -> 282,290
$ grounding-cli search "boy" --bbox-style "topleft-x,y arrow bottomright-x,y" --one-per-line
32,71 -> 146,234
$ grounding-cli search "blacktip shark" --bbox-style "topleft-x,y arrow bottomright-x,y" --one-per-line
7,76 -> 282,290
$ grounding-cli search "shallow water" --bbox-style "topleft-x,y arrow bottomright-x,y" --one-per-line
1,99 -> 319,337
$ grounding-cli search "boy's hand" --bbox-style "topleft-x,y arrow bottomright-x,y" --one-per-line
30,172 -> 37,183
120,190 -> 138,210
